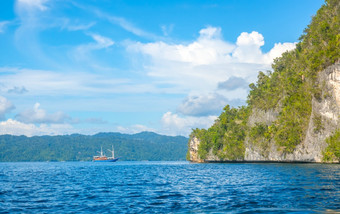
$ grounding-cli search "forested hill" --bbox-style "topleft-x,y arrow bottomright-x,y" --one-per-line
189,0 -> 340,163
0,132 -> 188,162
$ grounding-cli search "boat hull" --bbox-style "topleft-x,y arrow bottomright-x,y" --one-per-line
93,158 -> 119,162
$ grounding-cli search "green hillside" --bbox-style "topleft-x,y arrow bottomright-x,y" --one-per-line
189,0 -> 340,162
0,132 -> 188,162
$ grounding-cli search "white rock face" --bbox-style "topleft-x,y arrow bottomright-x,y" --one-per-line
292,63 -> 340,162
329,65 -> 340,107
189,136 -> 203,162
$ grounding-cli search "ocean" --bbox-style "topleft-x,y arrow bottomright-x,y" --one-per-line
0,161 -> 339,213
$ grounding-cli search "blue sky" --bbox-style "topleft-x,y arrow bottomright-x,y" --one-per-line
0,0 -> 324,137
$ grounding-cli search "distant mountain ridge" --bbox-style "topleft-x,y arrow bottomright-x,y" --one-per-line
0,132 -> 188,162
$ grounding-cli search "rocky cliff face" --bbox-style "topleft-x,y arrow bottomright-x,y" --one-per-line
189,63 -> 340,163
188,136 -> 203,163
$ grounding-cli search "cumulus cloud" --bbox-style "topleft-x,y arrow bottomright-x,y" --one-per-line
15,103 -> 70,124
217,76 -> 249,91
177,93 -> 245,116
236,31 -> 264,46
0,96 -> 15,120
129,26 -> 234,66
264,42 -> 297,64
127,27 -> 295,99
161,112 -> 217,136
0,119 -> 76,137
177,93 -> 226,116
7,86 -> 28,94
126,27 -> 296,136
232,31 -> 265,63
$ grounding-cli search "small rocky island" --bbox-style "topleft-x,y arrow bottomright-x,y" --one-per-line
188,0 -> 340,163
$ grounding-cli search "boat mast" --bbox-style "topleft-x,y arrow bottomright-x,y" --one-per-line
108,145 -> 115,158
100,146 -> 104,157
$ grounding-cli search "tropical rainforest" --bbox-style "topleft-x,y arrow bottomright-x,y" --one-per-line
0,132 -> 188,161
190,0 -> 340,162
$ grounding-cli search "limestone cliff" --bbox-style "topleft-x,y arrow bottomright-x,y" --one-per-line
188,63 -> 340,163
245,63 -> 340,162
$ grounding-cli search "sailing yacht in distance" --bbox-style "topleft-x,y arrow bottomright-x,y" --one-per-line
93,145 -> 119,162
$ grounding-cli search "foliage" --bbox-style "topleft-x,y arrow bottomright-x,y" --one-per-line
237,0 -> 338,154
248,123 -> 272,157
322,130 -> 340,162
0,132 -> 188,162
313,113 -> 324,133
251,0 -> 339,153
191,105 -> 250,160
299,0 -> 340,75
189,0 -> 340,160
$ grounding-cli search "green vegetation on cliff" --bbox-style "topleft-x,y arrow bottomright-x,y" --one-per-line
191,105 -> 249,160
0,132 -> 188,162
190,0 -> 340,161
323,130 -> 340,162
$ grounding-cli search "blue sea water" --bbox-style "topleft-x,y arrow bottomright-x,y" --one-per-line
0,162 -> 339,213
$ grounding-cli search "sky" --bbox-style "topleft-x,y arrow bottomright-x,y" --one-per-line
0,0 -> 324,137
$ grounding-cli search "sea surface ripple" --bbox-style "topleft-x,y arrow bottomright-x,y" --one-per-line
0,161 -> 339,213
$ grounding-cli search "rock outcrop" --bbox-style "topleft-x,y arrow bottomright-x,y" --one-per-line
188,136 -> 203,163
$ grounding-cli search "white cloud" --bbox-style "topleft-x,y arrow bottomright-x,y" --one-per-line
129,26 -> 234,66
236,31 -> 264,46
0,96 -> 15,120
8,86 -> 28,94
127,27 -> 295,100
62,20 -> 96,31
73,33 -> 114,61
0,21 -> 10,33
125,27 -> 296,136
264,42 -> 297,64
91,34 -> 114,48
83,118 -> 107,124
14,0 -> 56,67
109,16 -> 153,38
0,67 -> 137,96
161,111 -> 217,136
232,31 -> 265,63
86,7 -> 160,40
17,0 -> 48,11
177,93 -> 227,116
0,119 -> 76,137
116,124 -> 156,134
15,103 -> 70,124
217,76 -> 249,91
199,26 -> 222,40
161,24 -> 174,36
177,93 -> 245,117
